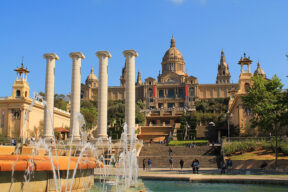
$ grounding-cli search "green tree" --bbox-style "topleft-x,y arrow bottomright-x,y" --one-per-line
80,100 -> 97,130
54,94 -> 68,110
242,75 -> 288,168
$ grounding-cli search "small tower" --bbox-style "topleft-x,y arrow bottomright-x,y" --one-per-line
238,53 -> 253,93
254,61 -> 266,78
216,49 -> 231,84
12,60 -> 30,99
136,70 -> 143,86
238,53 -> 252,74
120,60 -> 127,87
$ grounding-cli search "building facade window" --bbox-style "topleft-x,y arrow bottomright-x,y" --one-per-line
168,89 -> 175,98
148,88 -> 153,97
178,89 -> 184,98
16,90 -> 21,97
159,90 -> 164,98
245,83 -> 250,92
179,103 -> 184,108
168,103 -> 175,108
1,110 -> 4,128
158,103 -> 163,108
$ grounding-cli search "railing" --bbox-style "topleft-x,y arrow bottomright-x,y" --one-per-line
54,107 -> 70,115
143,124 -> 172,127
141,107 -> 186,113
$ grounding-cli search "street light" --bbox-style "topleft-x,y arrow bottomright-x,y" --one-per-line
226,111 -> 233,142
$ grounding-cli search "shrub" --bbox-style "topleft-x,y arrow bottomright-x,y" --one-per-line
168,140 -> 208,146
223,139 -> 288,155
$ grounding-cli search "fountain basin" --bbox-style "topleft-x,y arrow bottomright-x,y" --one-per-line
0,155 -> 103,192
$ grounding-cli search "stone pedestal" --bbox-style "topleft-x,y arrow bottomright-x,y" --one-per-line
96,51 -> 111,139
123,50 -> 138,137
69,52 -> 85,140
43,53 -> 59,139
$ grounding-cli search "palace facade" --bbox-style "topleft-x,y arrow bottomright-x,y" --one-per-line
81,36 -> 267,141
82,36 -> 240,109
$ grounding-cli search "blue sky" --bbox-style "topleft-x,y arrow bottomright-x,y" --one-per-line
0,0 -> 287,97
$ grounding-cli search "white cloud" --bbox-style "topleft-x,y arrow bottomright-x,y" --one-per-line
169,0 -> 207,5
169,0 -> 184,4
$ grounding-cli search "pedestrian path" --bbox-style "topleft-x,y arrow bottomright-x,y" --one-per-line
139,168 -> 288,185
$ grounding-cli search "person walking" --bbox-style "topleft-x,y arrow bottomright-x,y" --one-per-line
143,158 -> 146,171
148,159 -> 152,170
192,159 -> 199,174
180,159 -> 184,171
227,158 -> 232,174
168,147 -> 172,156
220,160 -> 226,174
169,157 -> 173,170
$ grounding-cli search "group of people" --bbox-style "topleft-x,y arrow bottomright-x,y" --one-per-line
142,147 -> 201,173
220,158 -> 233,174
142,157 -> 200,173
142,158 -> 152,170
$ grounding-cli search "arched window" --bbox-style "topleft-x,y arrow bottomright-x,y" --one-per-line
148,88 -> 153,97
223,71 -> 225,75
25,91 -> 27,97
244,83 -> 250,92
16,90 -> 21,97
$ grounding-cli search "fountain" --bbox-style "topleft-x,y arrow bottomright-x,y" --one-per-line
0,50 -> 143,192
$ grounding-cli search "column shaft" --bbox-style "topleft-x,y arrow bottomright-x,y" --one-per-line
96,51 -> 111,139
43,53 -> 59,139
69,52 -> 85,140
123,50 -> 138,136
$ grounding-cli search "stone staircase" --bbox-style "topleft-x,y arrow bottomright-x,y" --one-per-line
138,144 -> 219,168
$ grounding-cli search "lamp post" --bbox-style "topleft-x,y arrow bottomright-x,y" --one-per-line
226,111 -> 233,142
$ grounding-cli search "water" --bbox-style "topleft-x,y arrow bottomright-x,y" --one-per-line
7,91 -> 140,192
142,180 -> 288,192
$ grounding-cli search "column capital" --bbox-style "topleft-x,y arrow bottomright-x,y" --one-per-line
123,50 -> 138,58
69,52 -> 85,59
43,53 -> 59,60
96,51 -> 112,59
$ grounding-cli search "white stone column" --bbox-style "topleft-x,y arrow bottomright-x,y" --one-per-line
69,52 -> 85,140
96,51 -> 112,139
123,50 -> 138,136
43,53 -> 59,139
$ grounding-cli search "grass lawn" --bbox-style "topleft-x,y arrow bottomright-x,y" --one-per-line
229,150 -> 288,161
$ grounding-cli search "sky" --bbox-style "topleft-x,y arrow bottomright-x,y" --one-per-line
0,0 -> 287,97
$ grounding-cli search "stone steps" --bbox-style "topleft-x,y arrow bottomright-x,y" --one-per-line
138,144 -> 219,168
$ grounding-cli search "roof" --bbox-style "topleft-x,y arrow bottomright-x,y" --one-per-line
54,127 -> 69,133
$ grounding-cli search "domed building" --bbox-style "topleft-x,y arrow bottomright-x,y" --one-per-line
81,36 -> 267,141
254,61 -> 266,78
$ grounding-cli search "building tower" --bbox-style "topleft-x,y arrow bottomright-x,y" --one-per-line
120,61 -> 126,87
216,50 -> 231,84
136,71 -> 143,86
238,53 -> 253,94
12,61 -> 30,99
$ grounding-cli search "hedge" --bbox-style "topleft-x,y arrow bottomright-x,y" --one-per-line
223,139 -> 288,155
168,140 -> 208,146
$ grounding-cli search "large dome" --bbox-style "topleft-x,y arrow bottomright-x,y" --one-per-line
161,36 -> 185,75
162,36 -> 184,62
86,67 -> 97,81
